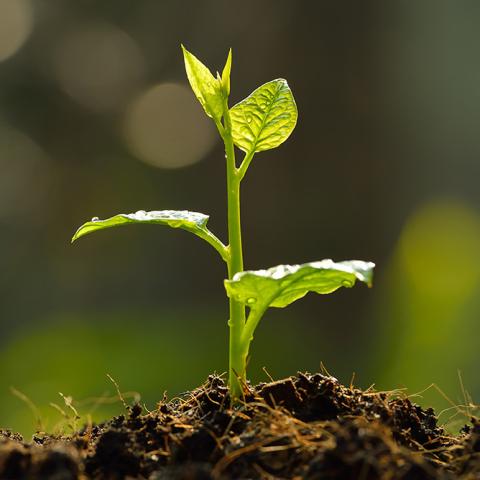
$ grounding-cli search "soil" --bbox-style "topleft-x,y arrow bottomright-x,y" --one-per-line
0,372 -> 478,479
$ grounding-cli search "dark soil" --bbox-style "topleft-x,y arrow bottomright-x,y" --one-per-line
0,372 -> 479,479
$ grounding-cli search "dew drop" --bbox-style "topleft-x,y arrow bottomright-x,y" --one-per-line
91,217 -> 99,222
246,297 -> 257,305
246,116 -> 252,123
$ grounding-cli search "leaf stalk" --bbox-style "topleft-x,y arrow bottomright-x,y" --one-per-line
238,150 -> 255,181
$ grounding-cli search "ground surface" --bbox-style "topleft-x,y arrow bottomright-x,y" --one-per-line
0,372 -> 479,479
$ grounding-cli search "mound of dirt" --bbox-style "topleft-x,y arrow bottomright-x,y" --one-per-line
0,372 -> 478,479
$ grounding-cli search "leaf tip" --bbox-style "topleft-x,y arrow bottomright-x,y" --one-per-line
225,48 -> 232,67
181,44 -> 193,62
221,48 -> 232,97
71,225 -> 86,244
71,231 -> 80,244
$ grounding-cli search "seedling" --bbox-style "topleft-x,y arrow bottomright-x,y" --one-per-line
72,47 -> 375,399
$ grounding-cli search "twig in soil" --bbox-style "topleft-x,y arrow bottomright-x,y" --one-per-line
10,386 -> 44,432
232,367 -> 251,398
219,412 -> 240,441
58,393 -> 80,431
416,381 -> 477,430
75,390 -> 141,408
362,386 -> 407,398
363,383 -> 378,394
202,387 -> 223,408
252,462 -> 285,480
407,382 -> 437,401
203,426 -> 224,454
211,437 -> 278,478
106,374 -> 128,410
319,361 -> 333,378
49,402 -> 71,433
457,370 -> 474,419
262,366 -> 275,382
349,371 -> 356,390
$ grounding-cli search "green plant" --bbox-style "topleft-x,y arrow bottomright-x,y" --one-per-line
72,47 -> 375,400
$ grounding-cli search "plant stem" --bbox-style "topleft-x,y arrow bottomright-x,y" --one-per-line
241,306 -> 267,350
238,150 -> 255,181
222,105 -> 247,399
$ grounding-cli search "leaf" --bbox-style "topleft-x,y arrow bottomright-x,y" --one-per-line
230,78 -> 298,153
221,48 -> 232,96
225,259 -> 374,310
181,45 -> 224,121
72,210 -> 228,262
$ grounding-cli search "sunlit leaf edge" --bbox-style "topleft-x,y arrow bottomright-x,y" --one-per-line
71,209 -> 229,262
72,209 -> 210,241
225,259 -> 375,309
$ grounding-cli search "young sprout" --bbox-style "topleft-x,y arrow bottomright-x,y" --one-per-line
72,47 -> 375,400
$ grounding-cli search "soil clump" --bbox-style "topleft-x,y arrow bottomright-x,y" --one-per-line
0,372 -> 478,479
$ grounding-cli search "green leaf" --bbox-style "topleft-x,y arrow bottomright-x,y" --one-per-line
181,45 -> 224,121
225,259 -> 374,310
72,210 -> 228,262
221,48 -> 232,96
230,78 -> 298,153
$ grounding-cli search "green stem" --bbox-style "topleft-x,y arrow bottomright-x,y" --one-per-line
238,150 -> 255,181
241,306 -> 267,350
221,105 -> 247,399
190,227 -> 229,263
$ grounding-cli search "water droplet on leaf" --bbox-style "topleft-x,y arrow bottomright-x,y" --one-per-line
247,297 -> 257,305
91,217 -> 99,222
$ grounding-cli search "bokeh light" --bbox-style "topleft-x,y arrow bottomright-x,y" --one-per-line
400,199 -> 480,303
0,0 -> 33,62
53,22 -> 145,111
124,83 -> 217,169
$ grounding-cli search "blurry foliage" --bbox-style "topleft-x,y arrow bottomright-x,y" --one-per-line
372,199 -> 480,424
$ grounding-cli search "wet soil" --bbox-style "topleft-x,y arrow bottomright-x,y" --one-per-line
0,372 -> 479,479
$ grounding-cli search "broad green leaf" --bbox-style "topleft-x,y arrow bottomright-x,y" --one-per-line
72,210 -> 228,261
225,259 -> 374,310
181,45 -> 224,121
221,48 -> 232,96
230,78 -> 297,153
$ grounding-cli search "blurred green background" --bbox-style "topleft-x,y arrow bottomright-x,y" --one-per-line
1,0 -> 479,436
